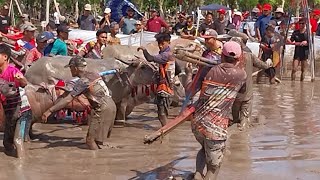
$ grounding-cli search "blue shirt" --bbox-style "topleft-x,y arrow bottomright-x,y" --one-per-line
255,15 -> 273,37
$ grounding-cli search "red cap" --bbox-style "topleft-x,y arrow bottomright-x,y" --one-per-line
313,9 -> 320,16
217,9 -> 226,14
262,3 -> 272,11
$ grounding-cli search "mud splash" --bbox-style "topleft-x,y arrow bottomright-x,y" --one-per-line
1,82 -> 320,180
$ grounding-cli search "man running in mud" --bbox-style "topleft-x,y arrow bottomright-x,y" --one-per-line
137,32 -> 175,126
227,30 -> 272,129
41,56 -> 116,150
185,41 -> 246,180
78,29 -> 108,59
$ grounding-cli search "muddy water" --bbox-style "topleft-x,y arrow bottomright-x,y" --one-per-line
1,82 -> 320,180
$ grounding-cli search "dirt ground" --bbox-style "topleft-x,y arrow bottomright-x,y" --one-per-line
1,82 -> 320,180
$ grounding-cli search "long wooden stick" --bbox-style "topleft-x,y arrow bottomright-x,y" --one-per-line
144,106 -> 195,144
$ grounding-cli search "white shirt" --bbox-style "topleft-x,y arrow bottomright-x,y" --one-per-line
244,22 -> 255,37
54,12 -> 60,24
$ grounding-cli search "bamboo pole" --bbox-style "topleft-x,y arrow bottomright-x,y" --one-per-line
46,0 -> 50,23
53,0 -> 60,15
13,0 -> 22,15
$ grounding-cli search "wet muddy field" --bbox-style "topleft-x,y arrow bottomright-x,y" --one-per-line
1,81 -> 320,180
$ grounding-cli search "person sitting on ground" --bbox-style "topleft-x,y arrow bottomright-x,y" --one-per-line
78,29 -> 108,59
119,7 -> 137,35
106,22 -> 120,45
0,5 -> 11,34
180,16 -> 197,40
130,20 -> 143,34
99,7 -> 112,33
49,25 -> 69,56
287,18 -> 309,81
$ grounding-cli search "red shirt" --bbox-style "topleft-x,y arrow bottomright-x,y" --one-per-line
310,18 -> 318,33
146,17 -> 168,33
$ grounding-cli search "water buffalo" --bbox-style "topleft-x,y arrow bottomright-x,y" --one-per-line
24,56 -> 158,127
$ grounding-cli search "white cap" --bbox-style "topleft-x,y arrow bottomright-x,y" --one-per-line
104,7 -> 111,14
275,7 -> 284,13
234,11 -> 242,16
84,4 -> 92,11
252,7 -> 260,13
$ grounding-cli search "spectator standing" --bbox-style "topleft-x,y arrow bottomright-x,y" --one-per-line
0,5 -> 11,34
181,16 -> 197,40
274,8 -> 285,25
255,3 -> 273,42
16,24 -> 37,51
77,4 -> 97,31
232,11 -> 243,31
49,25 -> 69,56
173,13 -> 186,35
78,29 -> 108,59
99,8 -> 112,33
250,8 -> 260,21
213,9 -> 229,35
311,9 -> 320,35
107,22 -> 121,45
130,20 -> 143,34
198,13 -> 215,36
119,7 -> 137,35
146,9 -> 168,33
23,33 -> 48,67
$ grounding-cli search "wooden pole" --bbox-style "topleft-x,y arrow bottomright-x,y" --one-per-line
46,0 -> 50,23
13,0 -> 23,15
195,7 -> 200,36
53,0 -> 61,15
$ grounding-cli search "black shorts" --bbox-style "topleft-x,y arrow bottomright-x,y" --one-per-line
293,47 -> 308,61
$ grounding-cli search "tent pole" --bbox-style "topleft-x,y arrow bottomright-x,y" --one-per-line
196,7 -> 200,36
46,0 -> 50,23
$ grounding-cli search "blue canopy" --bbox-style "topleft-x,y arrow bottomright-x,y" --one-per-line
107,0 -> 143,23
200,4 -> 230,11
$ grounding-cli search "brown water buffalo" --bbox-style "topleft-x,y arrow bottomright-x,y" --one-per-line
24,56 -> 158,127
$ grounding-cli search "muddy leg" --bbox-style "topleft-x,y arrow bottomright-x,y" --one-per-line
23,110 -> 32,142
3,111 -> 18,156
231,101 -> 241,125
86,107 -> 100,150
256,71 -> 263,84
157,95 -> 169,126
300,60 -> 307,81
203,140 -> 226,180
194,148 -> 206,180
115,98 -> 128,127
14,117 -> 25,159
291,59 -> 299,81
239,99 -> 252,130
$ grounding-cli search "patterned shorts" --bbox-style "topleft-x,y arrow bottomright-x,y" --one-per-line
193,130 -> 226,167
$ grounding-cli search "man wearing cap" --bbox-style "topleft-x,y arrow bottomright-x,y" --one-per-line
173,13 -> 186,35
119,7 -> 137,35
41,56 -> 116,150
227,30 -> 271,129
16,24 -> 37,51
274,7 -> 285,25
0,5 -> 11,34
130,20 -> 143,34
198,13 -> 215,36
77,4 -> 97,31
255,3 -> 273,42
213,9 -> 230,35
137,32 -> 175,126
17,14 -> 30,31
251,7 -> 260,21
184,41 -> 246,180
99,7 -> 112,33
78,29 -> 108,59
49,25 -> 69,56
202,29 -> 223,64
23,32 -> 48,67
146,9 -> 168,33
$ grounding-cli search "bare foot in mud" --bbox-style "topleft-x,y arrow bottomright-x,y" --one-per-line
97,142 -> 121,149
114,120 -> 126,128
86,140 -> 99,150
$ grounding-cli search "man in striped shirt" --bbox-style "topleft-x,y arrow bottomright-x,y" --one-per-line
0,44 -> 31,158
185,41 -> 246,180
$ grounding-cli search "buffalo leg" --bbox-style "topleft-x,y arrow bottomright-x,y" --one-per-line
156,95 -> 169,126
115,99 -> 128,126
14,117 -> 25,159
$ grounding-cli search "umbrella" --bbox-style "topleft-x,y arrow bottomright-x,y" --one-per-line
200,4 -> 230,11
107,0 -> 143,23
